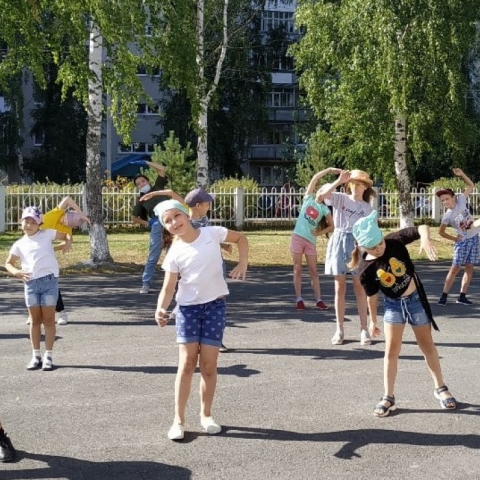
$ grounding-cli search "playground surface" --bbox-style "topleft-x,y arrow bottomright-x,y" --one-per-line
1,262 -> 479,479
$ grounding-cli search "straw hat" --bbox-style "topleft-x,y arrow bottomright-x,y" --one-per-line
349,170 -> 373,187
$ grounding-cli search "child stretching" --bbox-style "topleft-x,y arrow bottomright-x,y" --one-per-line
350,211 -> 456,416
27,196 -> 90,325
323,169 -> 376,346
5,207 -> 71,371
153,200 -> 248,440
290,168 -> 337,310
146,186 -> 232,352
436,168 -> 479,306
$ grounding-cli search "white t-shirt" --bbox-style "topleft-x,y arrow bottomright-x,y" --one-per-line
162,226 -> 229,305
441,193 -> 478,239
9,229 -> 59,279
330,192 -> 372,232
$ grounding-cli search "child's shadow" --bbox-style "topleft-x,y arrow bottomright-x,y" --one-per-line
2,452 -> 192,480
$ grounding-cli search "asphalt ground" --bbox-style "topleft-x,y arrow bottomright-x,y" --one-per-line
1,262 -> 480,480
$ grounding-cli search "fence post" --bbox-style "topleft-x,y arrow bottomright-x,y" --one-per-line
372,186 -> 379,211
0,185 -> 5,233
234,188 -> 244,229
432,187 -> 441,223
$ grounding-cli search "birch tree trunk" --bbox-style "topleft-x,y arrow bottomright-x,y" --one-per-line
394,116 -> 413,228
195,0 -> 229,187
86,22 -> 113,264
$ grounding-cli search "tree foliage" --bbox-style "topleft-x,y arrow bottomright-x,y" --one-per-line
291,0 -> 480,185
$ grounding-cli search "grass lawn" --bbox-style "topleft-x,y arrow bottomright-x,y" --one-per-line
0,227 -> 454,276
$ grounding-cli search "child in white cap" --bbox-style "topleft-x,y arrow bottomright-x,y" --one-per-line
349,211 -> 456,416
5,206 -> 71,371
153,200 -> 248,441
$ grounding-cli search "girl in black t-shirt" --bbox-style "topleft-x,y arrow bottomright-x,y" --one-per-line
349,211 -> 456,417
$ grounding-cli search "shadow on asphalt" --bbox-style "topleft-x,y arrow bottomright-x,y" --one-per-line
233,347 -> 425,362
221,423 -> 480,459
1,452 -> 192,479
57,363 -> 260,378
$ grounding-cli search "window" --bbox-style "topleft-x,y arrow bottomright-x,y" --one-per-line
137,103 -> 160,115
267,125 -> 292,144
33,132 -> 44,146
254,166 -> 284,186
136,65 -> 160,76
260,11 -> 295,33
269,88 -> 296,108
272,55 -> 294,71
117,142 -> 158,154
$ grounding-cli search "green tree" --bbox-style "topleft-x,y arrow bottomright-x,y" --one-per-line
292,0 -> 480,226
150,131 -> 196,195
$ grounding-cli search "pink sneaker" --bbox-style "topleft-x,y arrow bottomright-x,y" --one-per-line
296,300 -> 306,311
316,300 -> 329,310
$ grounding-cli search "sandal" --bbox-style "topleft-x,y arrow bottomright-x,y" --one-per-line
373,395 -> 396,417
434,386 -> 457,410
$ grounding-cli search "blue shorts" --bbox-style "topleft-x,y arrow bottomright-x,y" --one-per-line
325,230 -> 358,276
24,274 -> 58,308
175,298 -> 226,347
383,292 -> 430,327
452,234 -> 479,266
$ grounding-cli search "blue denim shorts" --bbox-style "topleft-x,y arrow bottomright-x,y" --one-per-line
24,274 -> 59,308
383,292 -> 430,327
175,298 -> 226,347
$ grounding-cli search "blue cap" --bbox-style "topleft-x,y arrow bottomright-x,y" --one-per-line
352,211 -> 383,248
153,200 -> 189,226
184,188 -> 215,207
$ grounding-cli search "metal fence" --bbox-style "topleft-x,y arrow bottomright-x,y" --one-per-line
1,184 -> 479,232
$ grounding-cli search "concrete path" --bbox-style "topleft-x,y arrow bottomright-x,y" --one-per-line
1,262 -> 479,479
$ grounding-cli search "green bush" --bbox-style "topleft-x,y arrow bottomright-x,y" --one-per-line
211,177 -> 261,219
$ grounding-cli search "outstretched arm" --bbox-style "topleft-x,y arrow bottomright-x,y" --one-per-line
305,167 -> 342,195
57,196 -> 91,225
140,189 -> 183,203
145,161 -> 166,177
418,225 -> 438,261
453,168 -> 474,198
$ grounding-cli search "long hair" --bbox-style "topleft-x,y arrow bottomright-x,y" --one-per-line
347,242 -> 361,270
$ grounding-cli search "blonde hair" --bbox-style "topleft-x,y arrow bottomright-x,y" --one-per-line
348,243 -> 361,270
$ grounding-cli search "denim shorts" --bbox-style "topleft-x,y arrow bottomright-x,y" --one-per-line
24,274 -> 59,308
175,298 -> 226,347
383,292 -> 430,327
325,230 -> 358,276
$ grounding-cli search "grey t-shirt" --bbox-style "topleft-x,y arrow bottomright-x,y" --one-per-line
441,193 -> 478,239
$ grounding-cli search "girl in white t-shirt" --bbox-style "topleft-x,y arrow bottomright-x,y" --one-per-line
322,170 -> 377,346
5,206 -> 71,371
153,200 -> 249,441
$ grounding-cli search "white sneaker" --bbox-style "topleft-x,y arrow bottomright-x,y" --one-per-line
200,417 -> 222,435
167,423 -> 185,441
139,284 -> 150,294
57,312 -> 68,325
360,329 -> 371,345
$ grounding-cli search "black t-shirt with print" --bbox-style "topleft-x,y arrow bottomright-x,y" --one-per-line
357,227 -> 420,299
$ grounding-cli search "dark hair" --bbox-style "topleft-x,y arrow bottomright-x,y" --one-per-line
133,174 -> 149,186
312,216 -> 331,238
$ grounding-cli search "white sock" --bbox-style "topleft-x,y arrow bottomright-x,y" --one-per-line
33,349 -> 41,358
44,350 -> 53,359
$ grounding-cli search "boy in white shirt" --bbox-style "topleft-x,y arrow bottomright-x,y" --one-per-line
5,206 -> 71,371
437,168 -> 479,306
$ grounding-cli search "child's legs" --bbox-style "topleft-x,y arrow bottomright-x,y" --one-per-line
56,289 -> 64,313
412,324 -> 444,388
198,346 -> 220,419
383,323 -> 405,397
305,254 -> 320,299
28,306 -> 43,350
460,264 -> 474,294
333,275 -> 347,328
442,265 -> 460,293
174,343 -> 199,425
291,252 -> 304,298
197,299 -> 225,418
352,275 -> 368,329
42,306 -> 56,350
